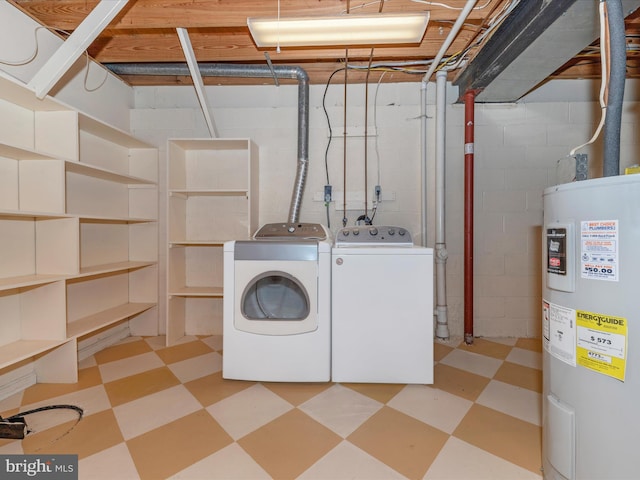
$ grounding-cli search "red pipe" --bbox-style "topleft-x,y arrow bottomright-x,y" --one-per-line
464,90 -> 475,345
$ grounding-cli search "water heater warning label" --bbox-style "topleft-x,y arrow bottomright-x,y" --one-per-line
576,309 -> 627,381
580,220 -> 618,281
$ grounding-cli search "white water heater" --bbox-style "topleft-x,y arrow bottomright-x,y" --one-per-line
542,175 -> 640,479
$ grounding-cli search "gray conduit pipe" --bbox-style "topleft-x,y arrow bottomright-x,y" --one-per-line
434,70 -> 449,340
603,0 -> 626,177
105,62 -> 310,223
420,0 -> 477,338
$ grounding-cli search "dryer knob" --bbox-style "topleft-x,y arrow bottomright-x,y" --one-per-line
369,227 -> 378,236
287,226 -> 295,233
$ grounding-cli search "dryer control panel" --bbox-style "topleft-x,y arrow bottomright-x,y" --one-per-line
335,226 -> 414,247
254,222 -> 328,240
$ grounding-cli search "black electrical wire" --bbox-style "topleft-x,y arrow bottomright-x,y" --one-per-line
6,404 -> 84,423
322,67 -> 347,230
3,404 -> 84,442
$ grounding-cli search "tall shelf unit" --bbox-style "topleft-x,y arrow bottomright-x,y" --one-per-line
167,139 -> 258,345
0,74 -> 158,387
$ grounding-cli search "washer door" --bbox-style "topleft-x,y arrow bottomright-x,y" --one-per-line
234,260 -> 318,335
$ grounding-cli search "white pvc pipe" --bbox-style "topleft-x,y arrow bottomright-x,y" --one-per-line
422,0 -> 478,83
420,81 -> 428,246
434,70 -> 449,340
420,0 -> 476,339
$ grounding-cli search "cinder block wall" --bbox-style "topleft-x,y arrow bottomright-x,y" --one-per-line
131,81 -> 640,339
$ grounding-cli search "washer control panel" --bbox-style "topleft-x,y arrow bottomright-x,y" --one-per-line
335,225 -> 414,246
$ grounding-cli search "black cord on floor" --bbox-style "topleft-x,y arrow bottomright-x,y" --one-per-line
2,404 -> 84,445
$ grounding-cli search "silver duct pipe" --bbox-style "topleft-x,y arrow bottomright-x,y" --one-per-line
106,62 -> 310,223
603,0 -> 626,177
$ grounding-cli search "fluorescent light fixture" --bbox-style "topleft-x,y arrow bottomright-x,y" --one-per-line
247,13 -> 430,48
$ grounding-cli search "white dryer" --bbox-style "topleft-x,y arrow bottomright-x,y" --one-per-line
223,223 -> 331,382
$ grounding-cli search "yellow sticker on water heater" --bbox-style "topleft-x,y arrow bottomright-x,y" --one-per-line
576,309 -> 627,381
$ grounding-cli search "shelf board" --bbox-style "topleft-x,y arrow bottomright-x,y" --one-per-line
0,339 -> 67,371
67,302 -> 156,339
0,74 -> 68,112
169,240 -> 228,246
79,114 -> 154,149
77,261 -> 157,279
66,161 -> 155,185
0,143 -> 57,161
169,286 -> 223,297
168,138 -> 250,151
78,214 -> 157,224
169,189 -> 248,197
0,274 -> 65,291
0,210 -> 69,220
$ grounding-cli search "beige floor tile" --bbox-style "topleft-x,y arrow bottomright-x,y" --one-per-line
238,408 -> 342,479
155,339 -> 214,364
516,337 -> 542,352
433,363 -> 491,402
113,384 -> 203,440
22,409 -> 124,459
507,347 -> 542,370
167,351 -> 223,383
202,334 -> 223,352
20,366 -> 103,406
93,338 -> 153,364
97,351 -> 164,383
127,409 -> 233,479
434,341 -> 455,362
476,380 -> 542,426
440,348 -> 504,377
299,384 -> 383,438
457,338 -> 514,360
20,385 -> 111,433
387,385 -> 473,434
424,436 -> 542,479
183,371 -> 255,407
104,366 -> 180,407
263,381 -> 333,406
453,404 -> 542,474
169,443 -> 271,479
298,440 -> 407,479
341,383 -> 406,404
79,443 -> 139,480
207,383 -> 293,440
348,406 -> 449,479
494,361 -> 542,392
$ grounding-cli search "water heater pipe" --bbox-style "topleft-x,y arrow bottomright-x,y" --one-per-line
464,90 -> 475,345
434,70 -> 449,340
603,0 -> 626,177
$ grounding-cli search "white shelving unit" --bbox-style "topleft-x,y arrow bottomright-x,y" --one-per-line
0,74 -> 158,388
167,138 -> 258,345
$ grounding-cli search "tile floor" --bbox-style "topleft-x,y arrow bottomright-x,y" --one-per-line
0,335 -> 543,479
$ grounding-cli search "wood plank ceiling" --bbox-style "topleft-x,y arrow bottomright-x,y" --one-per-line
9,0 -> 640,87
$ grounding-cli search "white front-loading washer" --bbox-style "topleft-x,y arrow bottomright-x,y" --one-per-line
223,223 -> 331,382
331,226 -> 434,384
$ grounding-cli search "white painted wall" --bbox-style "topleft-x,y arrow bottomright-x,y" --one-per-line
0,2 -> 133,130
4,1 -> 639,340
131,79 -> 640,339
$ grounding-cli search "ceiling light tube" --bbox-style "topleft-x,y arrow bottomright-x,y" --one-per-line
247,13 -> 430,48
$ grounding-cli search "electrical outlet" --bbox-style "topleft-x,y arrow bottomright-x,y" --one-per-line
324,185 -> 332,203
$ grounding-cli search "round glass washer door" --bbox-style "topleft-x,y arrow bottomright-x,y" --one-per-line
242,272 -> 310,320
234,265 -> 318,335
